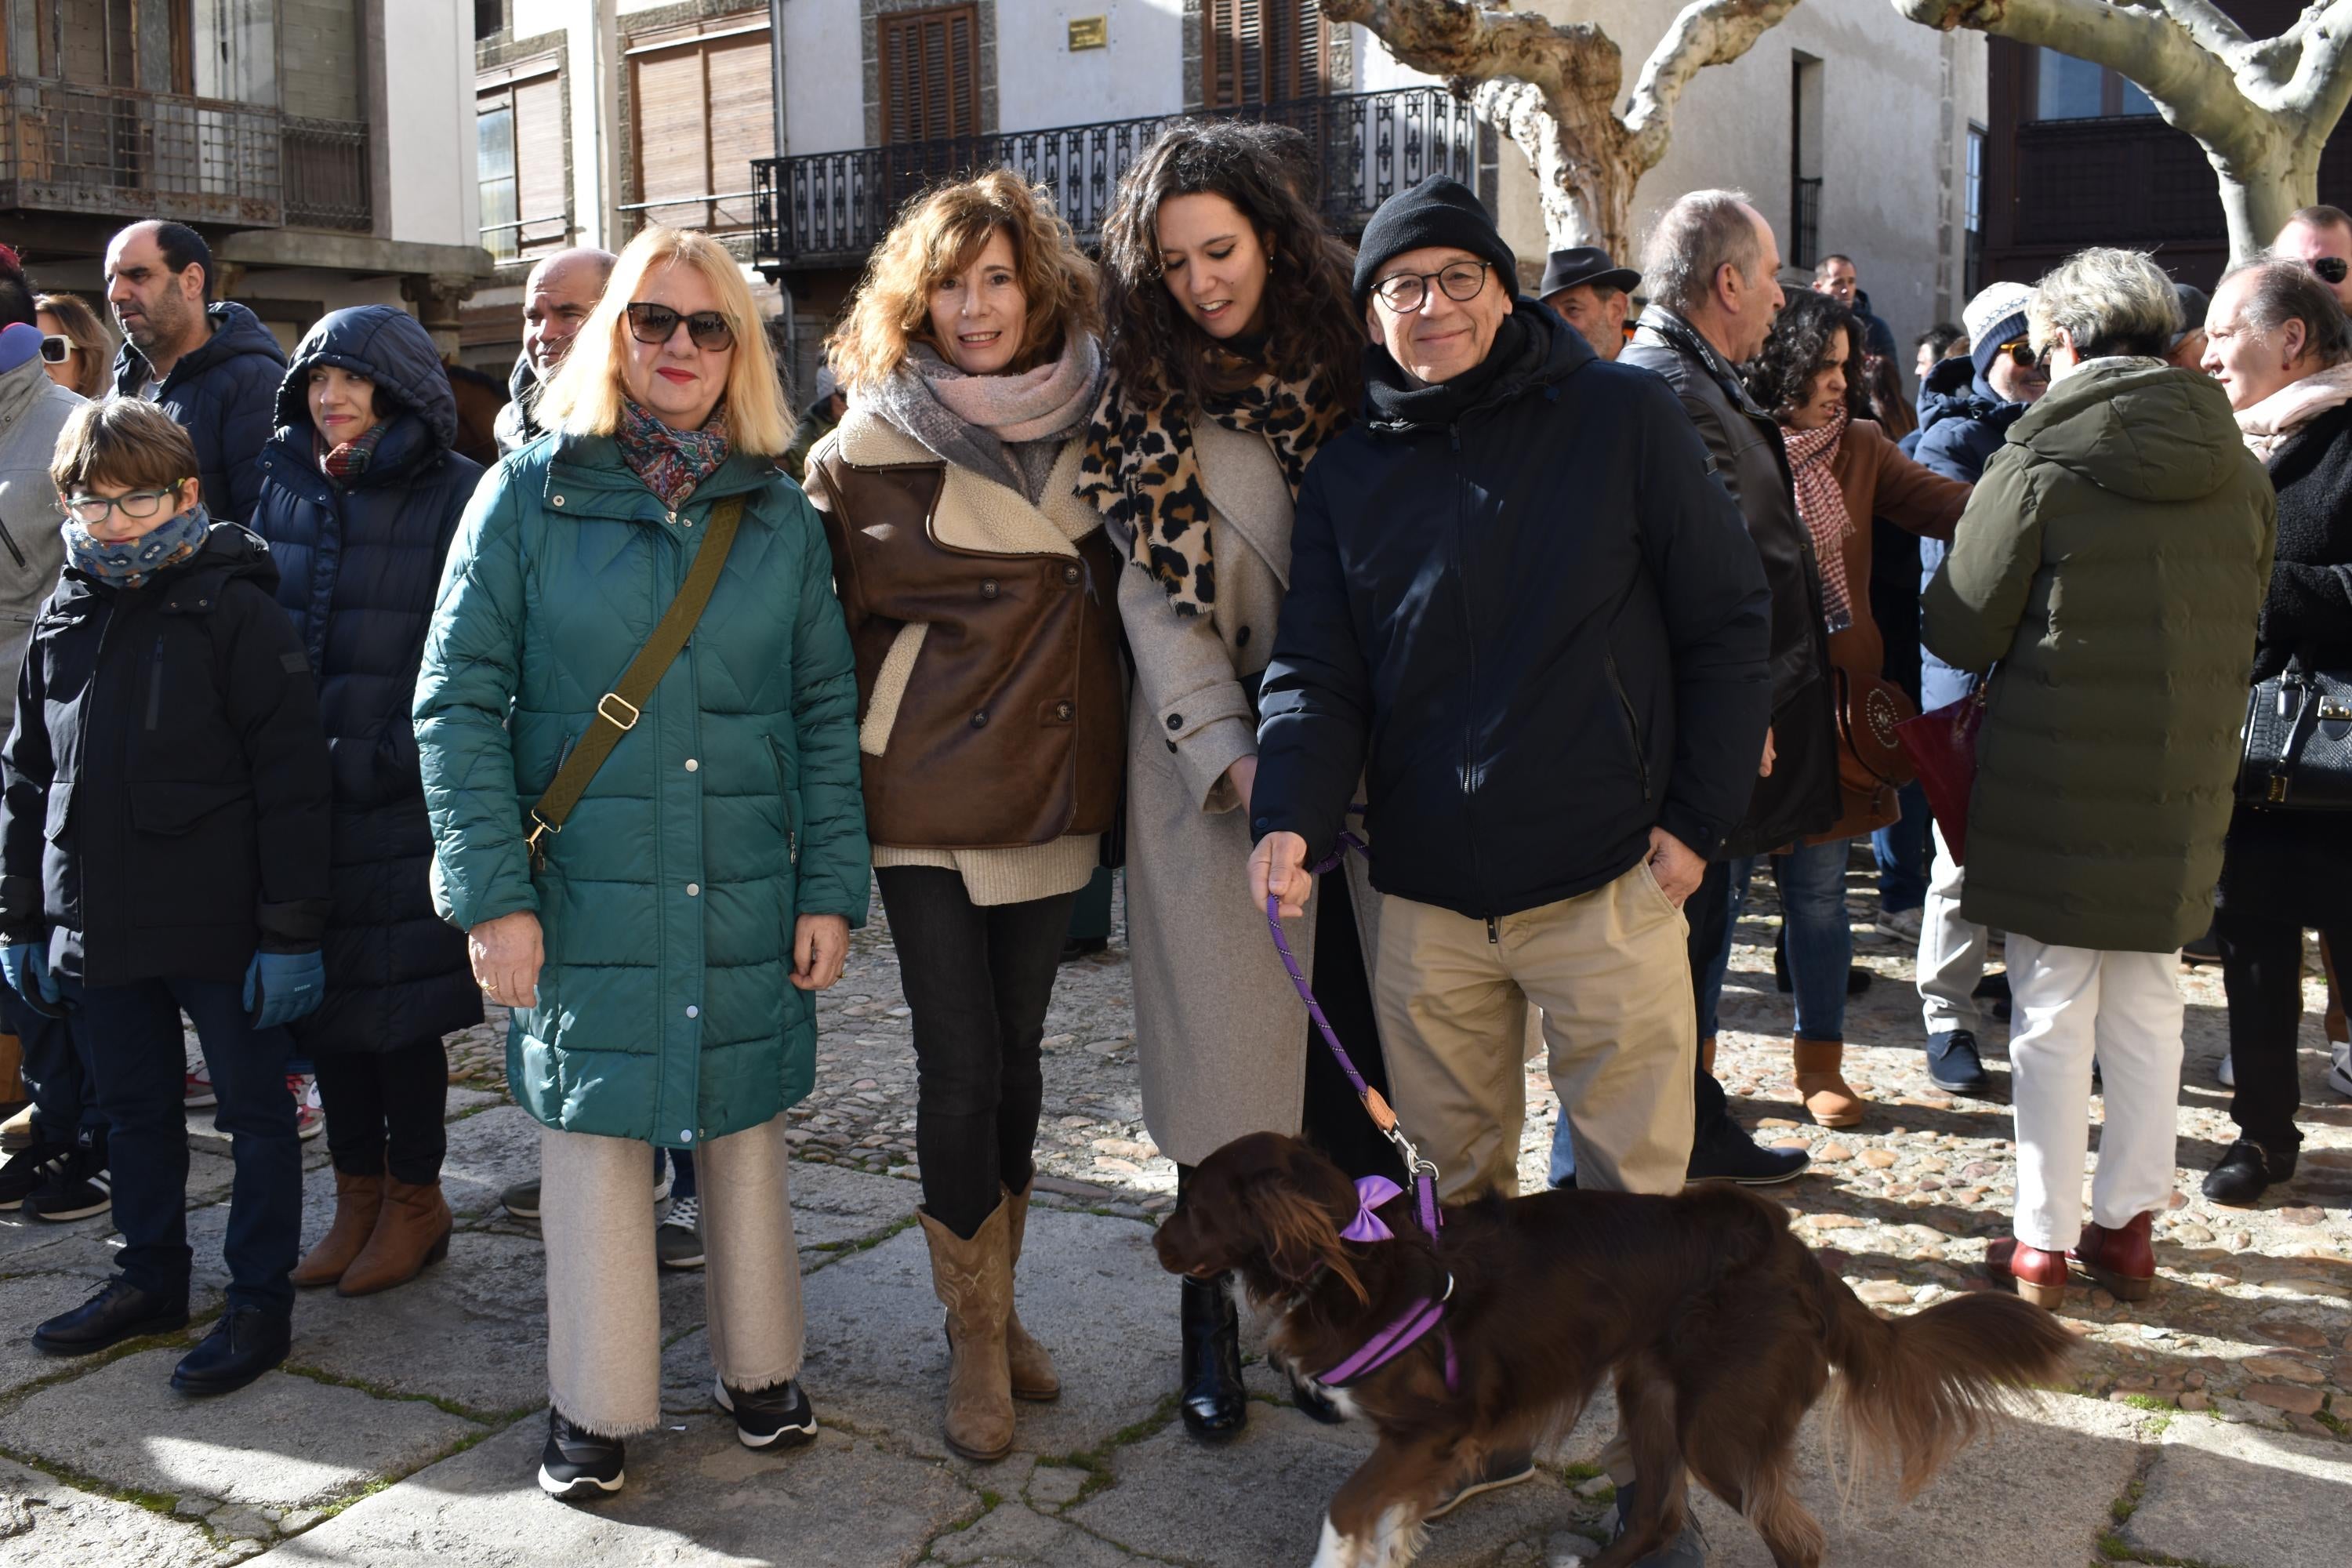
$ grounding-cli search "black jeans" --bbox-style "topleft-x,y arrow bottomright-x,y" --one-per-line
314,1038 -> 449,1185
877,867 -> 1076,1240
3,987 -> 103,1160
2215,906 -> 2348,1156
1685,861 -> 1733,1132
70,976 -> 299,1316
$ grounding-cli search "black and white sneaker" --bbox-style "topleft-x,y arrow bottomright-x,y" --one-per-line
656,1196 -> 704,1270
0,1146 -> 63,1210
538,1410 -> 625,1498
27,1157 -> 111,1222
714,1376 -> 817,1450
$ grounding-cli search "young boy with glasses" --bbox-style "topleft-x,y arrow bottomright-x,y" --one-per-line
1,397 -> 332,1394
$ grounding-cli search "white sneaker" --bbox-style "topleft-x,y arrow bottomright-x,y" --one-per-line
2216,1052 -> 2235,1090
1874,906 -> 1924,942
2329,1042 -> 2352,1102
287,1074 -> 324,1141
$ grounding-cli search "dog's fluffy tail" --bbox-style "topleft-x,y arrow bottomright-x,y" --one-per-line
1816,1265 -> 2074,1500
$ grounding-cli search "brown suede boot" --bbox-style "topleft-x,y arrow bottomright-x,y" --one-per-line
918,1203 -> 1015,1461
337,1178 -> 452,1297
1698,1036 -> 1718,1076
292,1170 -> 384,1289
1792,1036 -> 1865,1127
1000,1181 -> 1059,1402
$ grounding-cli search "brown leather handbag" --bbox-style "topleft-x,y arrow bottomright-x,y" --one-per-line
1835,667 -> 1918,792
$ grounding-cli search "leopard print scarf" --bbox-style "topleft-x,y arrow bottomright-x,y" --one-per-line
1076,361 -> 1348,615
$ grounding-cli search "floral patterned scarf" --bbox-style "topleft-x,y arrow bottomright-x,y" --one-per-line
1780,409 -> 1855,633
614,398 -> 731,509
1076,355 -> 1348,615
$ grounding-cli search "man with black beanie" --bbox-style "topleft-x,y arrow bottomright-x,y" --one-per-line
1247,175 -> 1770,1553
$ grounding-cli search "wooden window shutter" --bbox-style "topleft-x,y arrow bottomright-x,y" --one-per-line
514,74 -> 568,252
1206,1 -> 1325,109
878,5 -> 978,144
632,42 -> 713,225
703,31 -> 773,230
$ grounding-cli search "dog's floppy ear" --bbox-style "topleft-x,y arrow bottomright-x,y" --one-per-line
1248,1174 -> 1370,1305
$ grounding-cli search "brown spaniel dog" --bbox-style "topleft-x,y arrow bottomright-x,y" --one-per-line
1155,1132 -> 2074,1568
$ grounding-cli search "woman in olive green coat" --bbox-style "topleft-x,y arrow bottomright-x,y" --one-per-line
1924,247 -> 2272,1314
416,227 -> 869,1495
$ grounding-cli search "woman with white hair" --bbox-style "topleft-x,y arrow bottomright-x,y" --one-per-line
2198,255 -> 2352,1203
416,226 -> 870,1494
1924,246 -> 2274,1312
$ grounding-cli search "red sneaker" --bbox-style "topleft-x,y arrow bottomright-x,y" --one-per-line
2072,1213 -> 2155,1302
183,1068 -> 216,1109
1984,1236 -> 2069,1309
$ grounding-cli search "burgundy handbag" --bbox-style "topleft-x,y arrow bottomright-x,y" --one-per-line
1895,688 -> 1987,863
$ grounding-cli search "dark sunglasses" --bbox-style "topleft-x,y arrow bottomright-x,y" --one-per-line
2312,256 -> 2350,285
1994,336 -> 2042,371
624,302 -> 735,352
37,334 -> 71,365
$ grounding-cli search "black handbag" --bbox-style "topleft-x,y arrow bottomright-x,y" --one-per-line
2238,658 -> 2352,811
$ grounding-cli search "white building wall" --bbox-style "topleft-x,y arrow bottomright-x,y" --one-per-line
783,0 -> 866,155
996,2 -> 1188,132
383,0 -> 484,251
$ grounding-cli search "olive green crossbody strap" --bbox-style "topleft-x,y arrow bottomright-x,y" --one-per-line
527,498 -> 744,868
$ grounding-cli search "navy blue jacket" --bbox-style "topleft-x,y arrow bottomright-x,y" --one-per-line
1911,356 -> 2031,710
249,306 -> 484,1054
1252,305 -> 1773,920
111,302 -> 288,526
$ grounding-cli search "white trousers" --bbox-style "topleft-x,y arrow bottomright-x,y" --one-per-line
2006,936 -> 2183,1252
1917,823 -> 1989,1034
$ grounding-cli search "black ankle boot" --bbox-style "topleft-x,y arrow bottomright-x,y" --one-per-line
1178,1273 -> 1247,1439
2202,1140 -> 2296,1207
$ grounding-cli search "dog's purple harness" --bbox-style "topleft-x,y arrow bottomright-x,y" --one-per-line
1267,829 -> 1459,1392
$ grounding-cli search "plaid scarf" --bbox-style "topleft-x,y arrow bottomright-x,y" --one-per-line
314,420 -> 389,482
1779,411 -> 1854,633
1076,357 -> 1348,615
614,399 -> 731,509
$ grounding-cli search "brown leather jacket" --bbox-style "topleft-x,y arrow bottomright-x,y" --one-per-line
804,412 -> 1123,849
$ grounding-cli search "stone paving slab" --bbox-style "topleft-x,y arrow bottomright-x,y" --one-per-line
254,1414 -> 982,1568
5,1349 -> 481,1511
0,1454 -> 229,1568
438,1106 -> 545,1222
927,1497 -> 1151,1566
787,1162 -> 919,1257
796,1206 -> 1171,1461
2118,1412 -> 2352,1567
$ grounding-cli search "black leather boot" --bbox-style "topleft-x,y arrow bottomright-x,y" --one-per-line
169,1305 -> 290,1396
1178,1273 -> 1247,1439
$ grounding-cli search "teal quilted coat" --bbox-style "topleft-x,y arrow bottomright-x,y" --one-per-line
414,434 -> 869,1146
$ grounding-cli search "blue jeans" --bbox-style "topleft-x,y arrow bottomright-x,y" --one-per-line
71,976 -> 299,1316
1871,781 -> 1931,913
1697,840 -> 1856,1044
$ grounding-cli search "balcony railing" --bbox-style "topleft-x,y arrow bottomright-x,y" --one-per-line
283,115 -> 373,231
0,78 -> 283,226
753,86 -> 1490,274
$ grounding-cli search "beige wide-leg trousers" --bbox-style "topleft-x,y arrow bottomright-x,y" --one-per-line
541,1114 -> 804,1437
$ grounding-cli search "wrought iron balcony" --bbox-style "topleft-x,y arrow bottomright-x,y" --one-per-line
752,86 -> 1490,275
0,78 -> 285,226
283,115 -> 374,232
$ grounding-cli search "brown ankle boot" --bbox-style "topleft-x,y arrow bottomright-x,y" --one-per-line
919,1203 -> 1015,1461
1792,1036 -> 1865,1127
292,1170 -> 384,1288
1000,1181 -> 1059,1402
1698,1036 -> 1718,1076
337,1178 -> 452,1297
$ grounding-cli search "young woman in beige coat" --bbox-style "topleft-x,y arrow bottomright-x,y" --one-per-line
805,172 -> 1121,1464
1079,122 -> 1396,1442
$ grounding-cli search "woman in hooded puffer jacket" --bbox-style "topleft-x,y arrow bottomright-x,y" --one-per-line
249,305 -> 485,1298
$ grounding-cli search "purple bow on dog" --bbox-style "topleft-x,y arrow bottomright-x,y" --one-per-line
1341,1175 -> 1403,1243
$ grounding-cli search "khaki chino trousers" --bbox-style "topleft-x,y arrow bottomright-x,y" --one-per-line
1375,860 -> 1697,1202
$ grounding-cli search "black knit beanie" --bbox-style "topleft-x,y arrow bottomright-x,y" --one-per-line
1351,176 -> 1519,310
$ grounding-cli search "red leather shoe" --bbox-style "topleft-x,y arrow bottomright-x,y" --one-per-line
2072,1214 -> 2155,1302
1984,1237 -> 2069,1309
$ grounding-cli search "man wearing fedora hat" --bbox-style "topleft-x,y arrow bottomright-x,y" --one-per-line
1539,247 -> 1643,361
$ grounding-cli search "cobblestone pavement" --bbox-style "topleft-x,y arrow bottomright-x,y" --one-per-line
4,862 -> 2347,1567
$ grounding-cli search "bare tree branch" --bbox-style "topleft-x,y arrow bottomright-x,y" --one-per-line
2131,0 -> 2249,59
1625,0 -> 1805,169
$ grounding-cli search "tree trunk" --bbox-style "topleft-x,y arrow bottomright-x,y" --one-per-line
2218,154 -> 2303,265
1472,80 -> 1639,257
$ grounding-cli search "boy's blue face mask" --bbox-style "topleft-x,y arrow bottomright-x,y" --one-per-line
64,502 -> 210,588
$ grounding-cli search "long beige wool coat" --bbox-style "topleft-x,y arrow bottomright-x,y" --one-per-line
1111,418 -> 1383,1167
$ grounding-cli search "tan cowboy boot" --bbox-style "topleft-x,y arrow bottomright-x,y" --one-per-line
1792,1036 -> 1865,1127
919,1203 -> 1015,1461
292,1170 -> 383,1288
337,1178 -> 452,1296
1000,1181 -> 1060,1401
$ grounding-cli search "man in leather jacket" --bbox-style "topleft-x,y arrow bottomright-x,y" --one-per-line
1622,191 -> 1840,1188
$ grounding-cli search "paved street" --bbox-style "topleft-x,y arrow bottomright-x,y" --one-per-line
2,862 -> 2347,1567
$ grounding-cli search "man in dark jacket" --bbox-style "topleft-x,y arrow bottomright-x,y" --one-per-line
1250,174 -> 1769,1564
1907,279 -> 2043,1094
3,400 -> 331,1394
1813,253 -> 1899,361
493,247 -> 615,455
103,222 -> 285,524
1621,190 -> 1837,1187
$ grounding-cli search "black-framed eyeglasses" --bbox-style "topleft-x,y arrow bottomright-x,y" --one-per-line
37,334 -> 71,365
2312,256 -> 2350,285
625,302 -> 735,352
1370,261 -> 1493,313
60,482 -> 190,524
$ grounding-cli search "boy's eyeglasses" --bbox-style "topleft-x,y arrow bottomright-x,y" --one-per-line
37,335 -> 71,365
625,303 -> 735,352
60,483 -> 189,523
1371,261 -> 1493,313
2311,256 -> 2350,285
